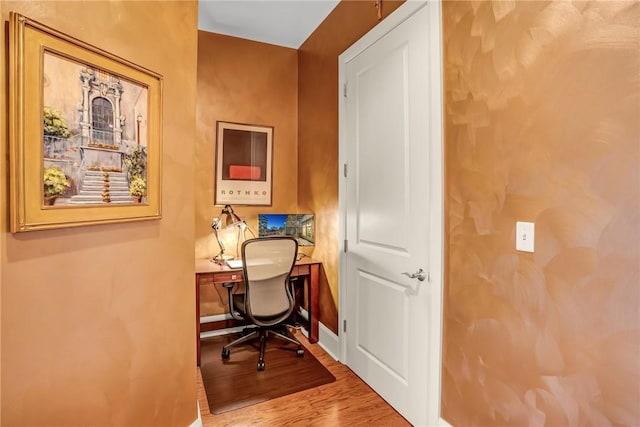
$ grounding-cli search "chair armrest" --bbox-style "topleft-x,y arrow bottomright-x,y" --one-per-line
223,282 -> 245,321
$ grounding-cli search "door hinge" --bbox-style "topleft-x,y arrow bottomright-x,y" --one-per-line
344,239 -> 348,253
343,82 -> 347,98
343,163 -> 348,178
343,319 -> 347,333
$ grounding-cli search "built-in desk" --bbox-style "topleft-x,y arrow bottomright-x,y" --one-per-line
195,257 -> 321,366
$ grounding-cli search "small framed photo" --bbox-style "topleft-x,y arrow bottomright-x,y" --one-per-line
8,13 -> 163,232
215,121 -> 273,206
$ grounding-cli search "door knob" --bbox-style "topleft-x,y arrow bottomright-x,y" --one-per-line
401,268 -> 427,282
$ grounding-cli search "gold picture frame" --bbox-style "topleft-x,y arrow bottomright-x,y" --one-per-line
8,13 -> 163,232
214,121 -> 273,206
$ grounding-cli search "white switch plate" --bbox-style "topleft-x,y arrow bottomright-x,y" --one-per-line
516,221 -> 535,252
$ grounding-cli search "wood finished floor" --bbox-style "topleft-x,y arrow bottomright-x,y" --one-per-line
198,332 -> 411,426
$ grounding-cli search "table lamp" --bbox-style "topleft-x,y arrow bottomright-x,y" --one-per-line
210,204 -> 255,264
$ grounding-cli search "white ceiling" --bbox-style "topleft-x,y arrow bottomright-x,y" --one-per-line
198,0 -> 340,49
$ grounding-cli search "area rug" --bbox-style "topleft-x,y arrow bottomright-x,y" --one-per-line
200,333 -> 336,414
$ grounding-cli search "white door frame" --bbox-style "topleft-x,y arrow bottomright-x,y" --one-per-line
337,1 -> 446,424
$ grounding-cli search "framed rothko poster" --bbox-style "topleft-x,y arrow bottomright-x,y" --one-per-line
214,121 -> 273,206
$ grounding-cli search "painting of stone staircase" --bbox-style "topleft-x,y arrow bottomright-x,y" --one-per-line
68,170 -> 135,204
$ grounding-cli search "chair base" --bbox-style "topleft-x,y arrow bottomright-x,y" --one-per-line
221,325 -> 304,371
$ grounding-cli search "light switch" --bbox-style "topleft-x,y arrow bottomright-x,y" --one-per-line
516,221 -> 535,253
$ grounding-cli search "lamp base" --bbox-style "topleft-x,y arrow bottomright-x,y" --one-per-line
211,253 -> 234,265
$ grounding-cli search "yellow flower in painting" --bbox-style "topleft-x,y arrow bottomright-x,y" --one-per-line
129,176 -> 146,197
43,167 -> 70,196
43,106 -> 71,138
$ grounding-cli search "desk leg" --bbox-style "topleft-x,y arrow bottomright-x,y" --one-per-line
196,275 -> 201,366
309,264 -> 319,344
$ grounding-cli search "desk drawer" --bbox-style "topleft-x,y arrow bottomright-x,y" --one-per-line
197,264 -> 309,286
198,272 -> 243,285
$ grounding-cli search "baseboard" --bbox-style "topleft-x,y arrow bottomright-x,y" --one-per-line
439,417 -> 452,426
200,325 -> 245,339
317,322 -> 339,360
298,307 -> 310,321
199,314 -> 230,323
189,401 -> 203,427
199,313 -> 243,339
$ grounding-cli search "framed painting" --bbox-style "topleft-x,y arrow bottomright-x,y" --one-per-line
215,121 -> 273,206
8,13 -> 163,232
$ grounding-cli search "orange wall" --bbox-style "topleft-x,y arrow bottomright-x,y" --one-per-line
298,0 -> 405,332
195,32 -> 299,316
441,1 -> 640,426
0,2 -> 198,426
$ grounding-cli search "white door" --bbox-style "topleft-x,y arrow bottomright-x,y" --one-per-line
339,2 -> 444,426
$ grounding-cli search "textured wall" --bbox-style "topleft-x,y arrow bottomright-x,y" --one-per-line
298,0 -> 405,332
0,1 -> 198,426
441,1 -> 640,426
195,32 -> 299,316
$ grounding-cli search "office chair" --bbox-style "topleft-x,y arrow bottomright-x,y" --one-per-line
221,236 -> 304,371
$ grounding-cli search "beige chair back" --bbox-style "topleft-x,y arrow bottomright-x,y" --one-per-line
242,237 -> 298,325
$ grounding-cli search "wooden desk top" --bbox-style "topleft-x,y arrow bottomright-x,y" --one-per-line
195,256 -> 321,274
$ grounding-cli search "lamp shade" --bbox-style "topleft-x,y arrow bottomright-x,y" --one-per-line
211,205 -> 255,264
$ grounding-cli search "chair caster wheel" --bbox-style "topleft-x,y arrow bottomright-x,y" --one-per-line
257,361 -> 265,371
296,348 -> 304,357
221,348 -> 230,359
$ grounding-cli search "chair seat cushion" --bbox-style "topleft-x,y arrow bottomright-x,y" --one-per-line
232,293 -> 288,321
